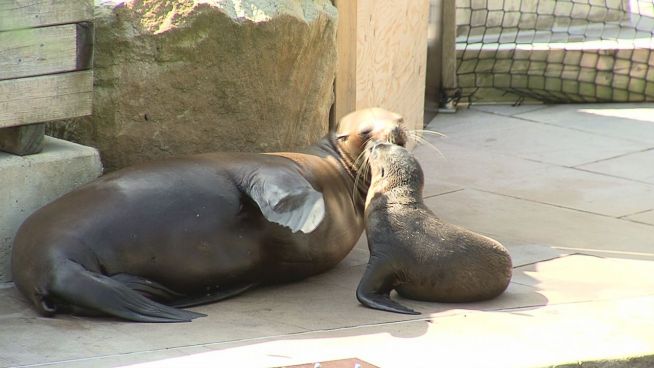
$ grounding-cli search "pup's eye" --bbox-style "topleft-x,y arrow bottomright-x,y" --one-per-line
381,168 -> 385,177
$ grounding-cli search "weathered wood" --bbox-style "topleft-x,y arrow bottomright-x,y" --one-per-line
356,0 -> 429,132
76,22 -> 94,70
0,0 -> 93,32
0,71 -> 93,128
332,0 -> 358,128
0,24 -> 78,81
0,124 -> 45,155
441,0 -> 457,93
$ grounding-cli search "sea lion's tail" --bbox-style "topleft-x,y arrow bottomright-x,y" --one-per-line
45,260 -> 205,323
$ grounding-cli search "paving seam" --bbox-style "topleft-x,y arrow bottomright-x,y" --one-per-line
470,187 -> 654,221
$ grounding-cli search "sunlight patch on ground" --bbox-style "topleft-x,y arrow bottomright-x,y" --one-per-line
578,108 -> 654,123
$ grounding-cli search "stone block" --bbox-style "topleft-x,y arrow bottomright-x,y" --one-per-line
48,0 -> 337,172
0,137 -> 102,282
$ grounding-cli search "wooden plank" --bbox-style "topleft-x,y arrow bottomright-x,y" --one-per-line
0,0 -> 93,32
332,0 -> 358,128
0,71 -> 93,128
356,0 -> 429,132
441,0 -> 457,93
0,24 -> 77,81
0,124 -> 44,155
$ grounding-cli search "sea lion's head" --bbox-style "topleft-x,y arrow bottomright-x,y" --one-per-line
334,107 -> 407,165
365,142 -> 424,207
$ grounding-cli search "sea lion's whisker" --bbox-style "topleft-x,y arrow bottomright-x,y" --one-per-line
409,134 -> 445,159
409,129 -> 446,138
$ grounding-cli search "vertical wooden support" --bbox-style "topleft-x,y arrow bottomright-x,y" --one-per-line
332,0 -> 429,131
441,0 -> 458,110
332,0 -> 358,129
0,124 -> 45,155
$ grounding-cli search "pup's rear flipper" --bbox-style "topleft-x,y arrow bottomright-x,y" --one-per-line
356,262 -> 420,315
52,261 -> 205,322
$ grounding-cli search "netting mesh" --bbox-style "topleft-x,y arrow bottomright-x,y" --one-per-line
453,0 -> 654,104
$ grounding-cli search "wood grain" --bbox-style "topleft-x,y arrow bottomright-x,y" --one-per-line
332,0 -> 358,128
441,0 -> 457,92
0,24 -> 78,81
0,0 -> 93,31
0,71 -> 93,128
0,124 -> 44,155
356,0 -> 429,131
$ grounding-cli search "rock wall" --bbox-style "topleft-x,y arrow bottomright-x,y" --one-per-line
50,0 -> 338,171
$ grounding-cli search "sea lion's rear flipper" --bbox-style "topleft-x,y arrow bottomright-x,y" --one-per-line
170,282 -> 257,308
246,168 -> 325,234
52,261 -> 205,322
356,261 -> 420,315
111,273 -> 185,301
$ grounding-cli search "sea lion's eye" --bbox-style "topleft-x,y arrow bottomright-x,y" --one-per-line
381,168 -> 385,177
360,128 -> 372,136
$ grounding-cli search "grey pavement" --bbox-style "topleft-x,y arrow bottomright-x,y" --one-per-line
1,103 -> 654,367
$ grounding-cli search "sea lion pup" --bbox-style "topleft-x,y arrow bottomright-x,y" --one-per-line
357,143 -> 512,315
11,108 -> 407,323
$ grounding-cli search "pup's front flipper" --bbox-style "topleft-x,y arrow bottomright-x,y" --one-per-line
356,260 -> 419,315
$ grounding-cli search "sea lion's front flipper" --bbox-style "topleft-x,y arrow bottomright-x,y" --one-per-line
52,261 -> 205,322
356,260 -> 420,315
246,168 -> 325,234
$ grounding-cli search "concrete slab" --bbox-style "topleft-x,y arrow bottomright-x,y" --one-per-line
624,210 -> 654,226
415,140 -> 654,218
512,255 -> 654,304
577,148 -> 654,184
414,141 -> 551,197
0,137 -> 102,282
508,244 -> 567,267
497,165 -> 654,218
515,103 -> 654,145
424,189 -> 654,261
426,109 -> 649,166
80,296 -> 654,368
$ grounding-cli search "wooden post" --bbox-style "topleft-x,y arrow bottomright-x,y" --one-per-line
440,0 -> 458,111
332,0 -> 429,131
0,124 -> 45,156
332,0 -> 358,129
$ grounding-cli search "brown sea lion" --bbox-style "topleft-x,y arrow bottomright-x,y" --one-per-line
357,143 -> 512,315
11,108 -> 407,322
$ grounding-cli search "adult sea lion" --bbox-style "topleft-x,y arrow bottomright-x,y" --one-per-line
12,108 -> 407,323
357,143 -> 512,315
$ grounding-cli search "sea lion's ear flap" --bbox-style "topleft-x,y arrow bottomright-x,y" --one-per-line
247,170 -> 325,234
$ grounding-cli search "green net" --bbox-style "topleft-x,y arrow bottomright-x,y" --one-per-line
453,0 -> 654,104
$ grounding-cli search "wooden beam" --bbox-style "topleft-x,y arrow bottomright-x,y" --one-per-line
0,124 -> 45,155
355,0 -> 429,132
0,71 -> 93,128
0,24 -> 79,81
0,0 -> 93,32
441,0 -> 458,93
332,0 -> 358,128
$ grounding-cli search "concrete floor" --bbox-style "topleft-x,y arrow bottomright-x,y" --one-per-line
2,103 -> 654,368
